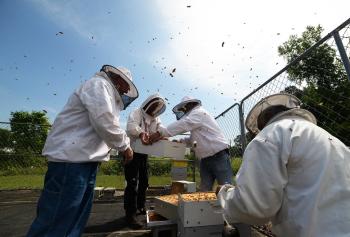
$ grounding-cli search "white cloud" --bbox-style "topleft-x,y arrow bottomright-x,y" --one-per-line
153,0 -> 350,101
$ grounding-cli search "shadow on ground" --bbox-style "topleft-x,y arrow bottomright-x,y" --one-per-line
0,190 -> 153,237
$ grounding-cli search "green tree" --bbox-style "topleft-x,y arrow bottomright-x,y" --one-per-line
278,25 -> 350,145
10,111 -> 51,154
0,128 -> 12,150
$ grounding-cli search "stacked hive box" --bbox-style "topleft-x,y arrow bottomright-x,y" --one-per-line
132,139 -> 186,159
132,139 -> 188,180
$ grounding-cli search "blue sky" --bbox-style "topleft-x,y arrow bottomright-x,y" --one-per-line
0,0 -> 349,127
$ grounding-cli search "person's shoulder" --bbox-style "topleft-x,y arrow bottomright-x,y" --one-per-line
191,106 -> 206,114
84,75 -> 114,92
249,128 -> 281,149
155,116 -> 162,123
294,118 -> 333,137
129,107 -> 142,117
275,117 -> 318,135
194,106 -> 214,119
258,120 -> 290,140
81,75 -> 101,86
132,107 -> 142,114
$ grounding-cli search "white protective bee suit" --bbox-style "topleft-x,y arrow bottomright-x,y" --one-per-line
43,67 -> 138,162
218,94 -> 350,237
158,96 -> 228,159
124,93 -> 166,219
127,93 -> 166,145
27,65 -> 138,237
158,96 -> 232,191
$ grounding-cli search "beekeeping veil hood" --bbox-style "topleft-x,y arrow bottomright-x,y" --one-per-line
141,93 -> 166,118
172,96 -> 201,120
100,65 -> 138,110
245,93 -> 316,134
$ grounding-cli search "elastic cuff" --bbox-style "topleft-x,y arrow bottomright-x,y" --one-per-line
157,130 -> 164,137
122,145 -> 131,152
136,130 -> 143,137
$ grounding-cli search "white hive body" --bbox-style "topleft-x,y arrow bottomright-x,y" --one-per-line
132,140 -> 186,160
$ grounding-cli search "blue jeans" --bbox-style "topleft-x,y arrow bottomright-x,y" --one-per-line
26,161 -> 98,237
200,149 -> 233,191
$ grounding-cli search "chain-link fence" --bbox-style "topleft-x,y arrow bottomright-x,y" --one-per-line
0,122 -> 49,176
216,18 -> 350,152
216,104 -> 241,157
0,121 -> 199,188
215,104 -> 244,175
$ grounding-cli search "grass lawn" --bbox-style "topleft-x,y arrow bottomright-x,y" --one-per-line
0,175 -> 173,190
0,158 -> 240,190
0,175 -> 45,189
95,175 -> 172,188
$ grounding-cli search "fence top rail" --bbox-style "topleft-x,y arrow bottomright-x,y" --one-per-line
0,121 -> 51,127
215,103 -> 240,119
240,17 -> 350,105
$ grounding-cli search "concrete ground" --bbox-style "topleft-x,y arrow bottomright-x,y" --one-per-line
0,189 -> 270,237
0,189 -> 155,237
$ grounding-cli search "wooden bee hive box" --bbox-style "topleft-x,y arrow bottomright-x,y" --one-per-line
154,192 -> 224,227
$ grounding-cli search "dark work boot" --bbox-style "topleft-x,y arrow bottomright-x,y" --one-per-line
138,207 -> 147,215
222,220 -> 240,237
125,214 -> 143,229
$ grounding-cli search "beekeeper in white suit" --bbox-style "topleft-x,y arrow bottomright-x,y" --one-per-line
218,93 -> 350,237
124,93 -> 166,229
27,65 -> 138,237
151,96 -> 233,191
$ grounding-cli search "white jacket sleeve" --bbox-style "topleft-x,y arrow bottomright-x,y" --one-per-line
155,117 -> 166,134
79,79 -> 130,151
218,133 -> 289,225
126,109 -> 143,138
158,111 -> 202,137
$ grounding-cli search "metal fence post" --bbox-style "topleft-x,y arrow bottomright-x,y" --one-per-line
238,102 -> 247,152
333,31 -> 350,82
192,161 -> 196,182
